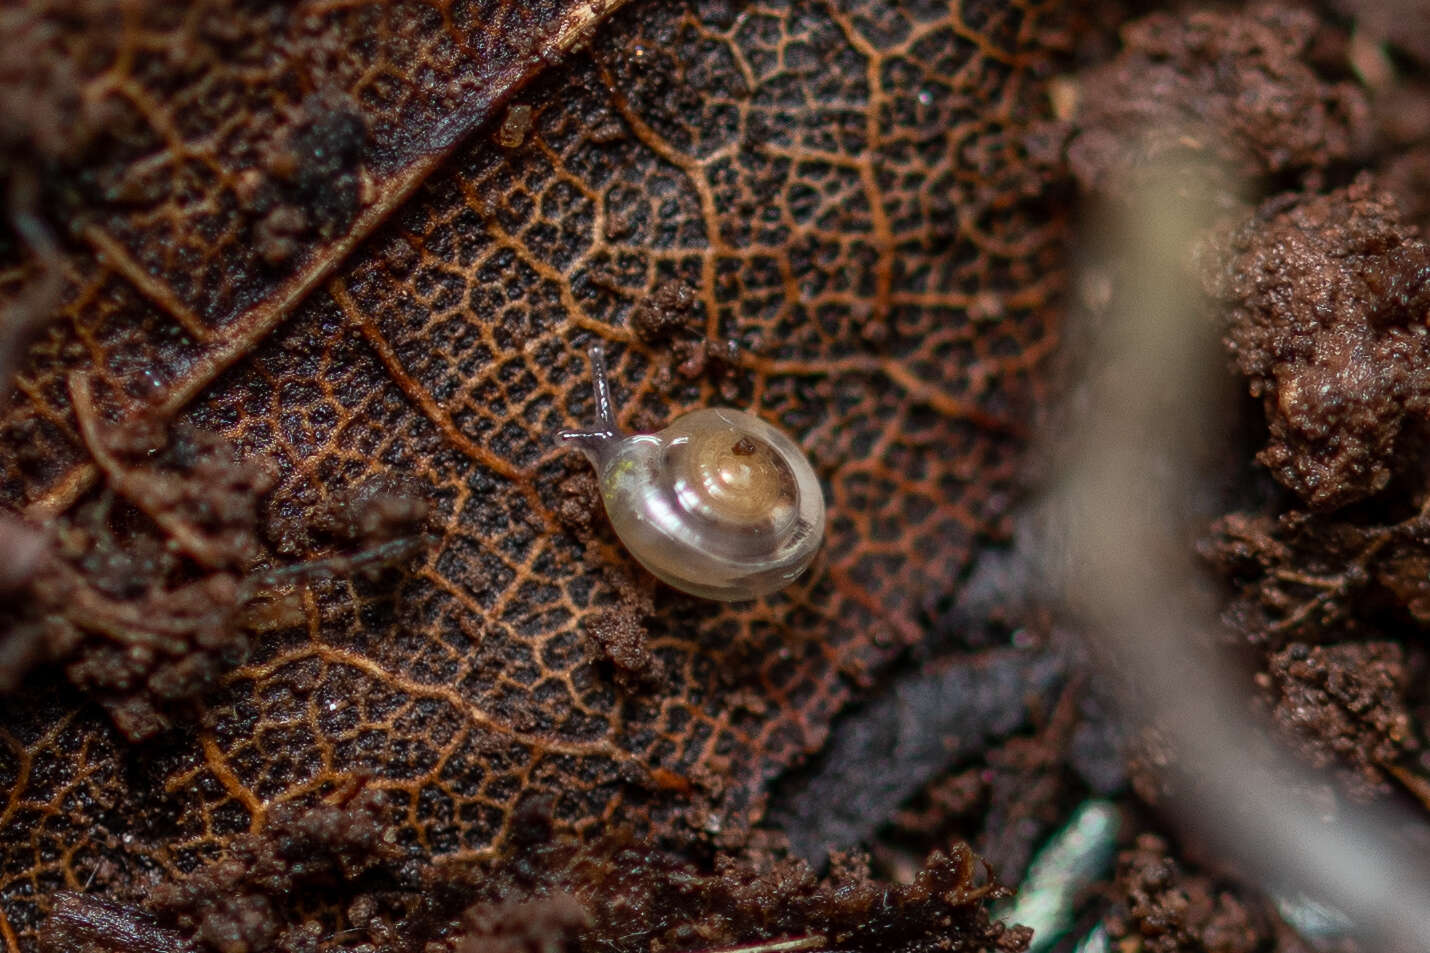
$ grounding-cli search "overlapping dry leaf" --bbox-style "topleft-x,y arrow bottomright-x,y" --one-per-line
0,0 -> 1067,946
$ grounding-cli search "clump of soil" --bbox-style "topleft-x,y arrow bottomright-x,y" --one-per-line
456,893 -> 590,953
42,794 -> 1026,953
0,391 -> 281,739
266,471 -> 432,560
438,805 -> 1029,953
1062,6 -> 1430,948
42,787 -> 401,953
623,278 -> 741,387
584,591 -> 660,687
1104,834 -> 1280,953
0,3 -> 123,182
1206,177 -> 1430,511
1201,504 -> 1430,645
629,279 -> 698,344
242,94 -> 369,266
1066,4 -> 1370,196
15,2 -> 1430,952
0,386 -> 432,739
148,789 -> 399,953
1194,177 -> 1430,799
1259,641 -> 1416,799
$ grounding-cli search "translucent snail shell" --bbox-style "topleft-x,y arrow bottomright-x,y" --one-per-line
560,346 -> 825,602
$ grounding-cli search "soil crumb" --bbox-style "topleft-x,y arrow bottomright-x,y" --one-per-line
629,280 -> 697,344
1067,5 -> 1368,195
1106,834 -> 1276,953
2,392 -> 430,739
2,392 -> 280,738
456,893 -> 589,953
42,794 -> 1027,953
436,815 -> 1030,953
585,595 -> 659,685
42,788 -> 400,953
1260,641 -> 1415,800
146,789 -> 398,953
1207,176 -> 1430,511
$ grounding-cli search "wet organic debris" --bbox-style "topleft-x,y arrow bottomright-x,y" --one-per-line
18,0 -> 1430,949
1259,641 -> 1416,800
439,809 -> 1030,953
2,6 -> 1074,937
456,893 -> 590,953
621,278 -> 744,390
1206,178 -> 1430,511
1201,499 -> 1430,644
41,786 -> 402,953
266,471 -> 433,560
628,280 -> 698,345
1056,4 -> 1430,947
242,94 -> 370,267
583,590 -> 660,687
41,793 -> 1027,953
71,375 -> 277,572
1056,0 -> 1430,839
147,788 -> 400,953
1065,4 -> 1370,196
0,2 -> 123,187
0,1 -> 375,295
1104,834 -> 1295,953
0,383 -> 432,739
1194,177 -> 1430,804
0,395 -> 280,738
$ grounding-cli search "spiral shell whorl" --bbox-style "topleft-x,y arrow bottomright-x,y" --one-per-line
665,409 -> 798,545
560,347 -> 825,601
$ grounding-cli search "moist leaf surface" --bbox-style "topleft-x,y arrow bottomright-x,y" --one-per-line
0,0 -> 1066,945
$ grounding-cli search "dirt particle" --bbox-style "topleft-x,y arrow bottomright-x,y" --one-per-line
0,4 -> 123,182
255,206 -> 308,265
585,595 -> 657,687
457,893 -> 589,953
1208,177 -> 1430,510
1259,641 -> 1415,799
2,389 -> 429,738
259,96 -> 369,245
496,104 -> 534,149
311,473 -> 432,549
444,819 -> 1022,953
1067,6 -> 1369,195
142,789 -> 400,952
556,472 -> 601,532
629,280 -> 697,344
1105,834 -> 1271,953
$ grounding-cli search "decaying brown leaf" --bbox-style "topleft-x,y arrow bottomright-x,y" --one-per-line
0,0 -> 1068,948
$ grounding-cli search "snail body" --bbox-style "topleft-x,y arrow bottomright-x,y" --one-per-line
560,346 -> 825,602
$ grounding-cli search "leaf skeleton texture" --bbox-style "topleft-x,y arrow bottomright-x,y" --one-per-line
3,0 -> 622,514
0,0 -> 1066,946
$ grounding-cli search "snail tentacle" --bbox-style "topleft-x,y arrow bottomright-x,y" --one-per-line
559,345 -> 622,466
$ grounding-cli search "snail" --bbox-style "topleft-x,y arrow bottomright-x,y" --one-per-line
560,345 -> 825,601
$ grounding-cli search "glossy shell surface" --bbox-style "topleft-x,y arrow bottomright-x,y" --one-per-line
561,348 -> 825,601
